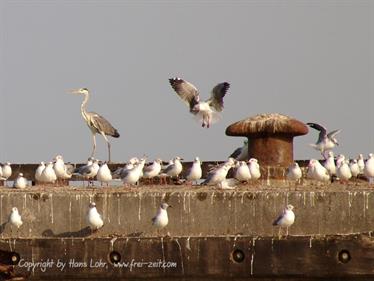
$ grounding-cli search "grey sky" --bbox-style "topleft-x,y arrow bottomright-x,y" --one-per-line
1,0 -> 373,163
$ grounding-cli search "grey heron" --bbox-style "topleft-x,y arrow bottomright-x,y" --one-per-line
70,88 -> 120,162
169,77 -> 230,128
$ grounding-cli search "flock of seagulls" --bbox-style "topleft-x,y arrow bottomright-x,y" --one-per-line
301,153 -> 374,184
7,200 -> 293,237
1,151 -> 374,189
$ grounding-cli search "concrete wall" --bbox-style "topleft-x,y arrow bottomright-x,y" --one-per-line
0,185 -> 373,238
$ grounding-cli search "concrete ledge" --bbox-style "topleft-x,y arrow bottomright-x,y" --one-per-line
0,185 -> 372,238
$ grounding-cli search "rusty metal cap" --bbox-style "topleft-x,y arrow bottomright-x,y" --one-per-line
226,113 -> 309,137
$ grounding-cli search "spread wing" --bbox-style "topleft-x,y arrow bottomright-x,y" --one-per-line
229,147 -> 243,159
327,129 -> 341,139
169,78 -> 200,112
307,122 -> 327,143
89,112 -> 120,138
207,82 -> 230,112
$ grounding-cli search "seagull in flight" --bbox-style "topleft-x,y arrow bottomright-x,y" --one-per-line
307,122 -> 341,159
169,77 -> 230,128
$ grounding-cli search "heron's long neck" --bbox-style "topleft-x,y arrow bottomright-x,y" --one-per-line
81,92 -> 90,121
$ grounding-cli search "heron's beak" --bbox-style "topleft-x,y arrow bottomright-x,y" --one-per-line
69,89 -> 80,94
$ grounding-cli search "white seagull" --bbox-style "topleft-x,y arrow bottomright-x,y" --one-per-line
97,162 -> 112,186
357,154 -> 365,174
35,161 -> 46,183
86,202 -> 104,231
272,204 -> 295,236
186,157 -> 202,184
364,153 -> 374,184
286,162 -> 302,181
142,159 -> 163,183
74,159 -> 100,185
40,162 -> 57,184
307,122 -> 341,159
336,160 -> 352,183
13,173 -> 28,189
217,178 -> 240,190
53,155 -> 72,181
163,157 -> 183,179
152,203 -> 172,229
9,207 -> 23,234
1,162 -> 12,186
201,162 -> 233,185
323,151 -> 336,176
169,77 -> 230,128
121,159 -> 146,186
229,140 -> 248,161
307,159 -> 330,182
349,159 -> 360,178
234,161 -> 251,182
248,158 -> 261,180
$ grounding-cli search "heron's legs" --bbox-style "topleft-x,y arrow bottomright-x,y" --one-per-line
101,133 -> 111,163
91,134 -> 97,158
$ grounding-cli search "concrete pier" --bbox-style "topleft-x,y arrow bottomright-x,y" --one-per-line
0,181 -> 372,280
0,185 -> 373,238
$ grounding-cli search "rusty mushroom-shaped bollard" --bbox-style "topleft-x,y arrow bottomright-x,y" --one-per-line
226,113 -> 308,167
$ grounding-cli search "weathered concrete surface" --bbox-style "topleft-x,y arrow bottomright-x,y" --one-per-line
1,234 -> 373,280
0,183 -> 372,238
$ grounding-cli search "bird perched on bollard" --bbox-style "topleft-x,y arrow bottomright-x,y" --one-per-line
307,122 -> 341,159
169,77 -> 230,128
70,88 -> 120,162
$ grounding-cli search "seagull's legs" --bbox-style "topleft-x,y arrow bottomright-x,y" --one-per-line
91,133 -> 97,158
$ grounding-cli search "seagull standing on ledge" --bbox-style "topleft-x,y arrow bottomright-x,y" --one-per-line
70,88 -> 120,162
307,122 -> 341,159
272,204 -> 295,236
87,202 -> 104,232
152,203 -> 172,229
9,207 -> 23,235
169,77 -> 230,128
